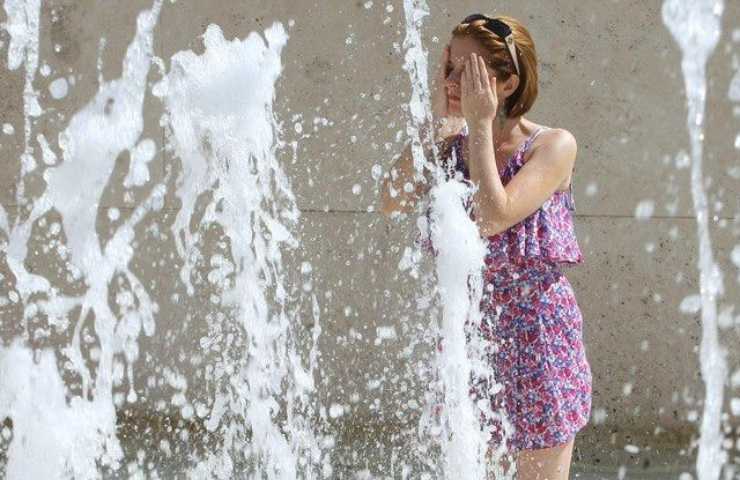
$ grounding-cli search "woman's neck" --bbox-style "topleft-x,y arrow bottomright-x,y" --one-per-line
459,115 -> 530,171
493,117 -> 522,143
493,116 -> 525,139
493,116 -> 528,161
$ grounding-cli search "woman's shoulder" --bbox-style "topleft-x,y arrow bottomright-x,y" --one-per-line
529,126 -> 577,153
523,125 -> 577,166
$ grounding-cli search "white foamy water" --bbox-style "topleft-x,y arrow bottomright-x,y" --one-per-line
1,1 -> 319,478
401,2 -> 502,478
398,2 -> 447,475
0,2 -> 163,477
401,0 -> 435,176
0,343 -> 124,479
152,20 -> 319,480
428,182 -> 493,479
2,0 -> 41,199
662,1 -> 728,479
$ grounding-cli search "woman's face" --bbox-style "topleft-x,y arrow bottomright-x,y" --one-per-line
445,35 -> 506,117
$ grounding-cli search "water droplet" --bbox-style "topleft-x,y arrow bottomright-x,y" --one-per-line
49,77 -> 69,100
730,245 -> 740,268
679,294 -> 701,314
634,200 -> 655,220
618,466 -> 627,480
624,444 -> 640,454
622,383 -> 633,396
675,150 -> 690,169
592,408 -> 607,425
731,398 -> 740,416
729,70 -> 740,101
371,164 -> 382,180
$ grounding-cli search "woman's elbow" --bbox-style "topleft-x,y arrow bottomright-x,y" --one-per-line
476,217 -> 507,237
379,198 -> 413,217
379,201 -> 397,217
379,184 -> 399,216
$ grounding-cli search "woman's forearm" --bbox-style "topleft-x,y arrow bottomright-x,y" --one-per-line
467,122 -> 508,226
380,119 -> 464,217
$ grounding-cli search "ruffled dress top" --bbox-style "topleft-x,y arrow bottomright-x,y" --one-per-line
444,126 -> 583,289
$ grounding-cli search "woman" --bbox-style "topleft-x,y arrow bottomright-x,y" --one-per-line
380,14 -> 593,480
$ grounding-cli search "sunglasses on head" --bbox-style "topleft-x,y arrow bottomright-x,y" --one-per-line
461,14 -> 520,76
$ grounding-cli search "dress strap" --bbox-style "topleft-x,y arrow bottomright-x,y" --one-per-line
509,127 -> 547,170
523,126 -> 548,152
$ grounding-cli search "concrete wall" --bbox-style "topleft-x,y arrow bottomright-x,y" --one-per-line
1,0 -> 739,471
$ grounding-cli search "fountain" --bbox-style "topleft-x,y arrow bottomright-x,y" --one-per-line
0,1 -> 320,478
400,2 -> 508,478
1,2 -> 164,477
0,0 -> 735,478
662,1 -> 728,479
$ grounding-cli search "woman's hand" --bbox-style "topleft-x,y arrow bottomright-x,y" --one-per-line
461,53 -> 498,127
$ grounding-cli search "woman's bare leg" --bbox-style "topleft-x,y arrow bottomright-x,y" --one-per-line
516,437 -> 575,480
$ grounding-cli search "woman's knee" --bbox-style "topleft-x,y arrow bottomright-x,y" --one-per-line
516,438 -> 575,480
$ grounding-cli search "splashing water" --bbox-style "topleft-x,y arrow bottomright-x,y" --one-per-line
1,3 -> 164,477
0,343 -> 124,479
2,0 -> 41,198
399,3 -> 444,476
0,1 -> 319,478
428,183 -> 492,479
662,1 -> 727,479
152,20 -> 319,479
401,0 -> 435,175
401,2 -> 503,478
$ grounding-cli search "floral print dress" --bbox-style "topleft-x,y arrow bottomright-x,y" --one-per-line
438,126 -> 593,452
